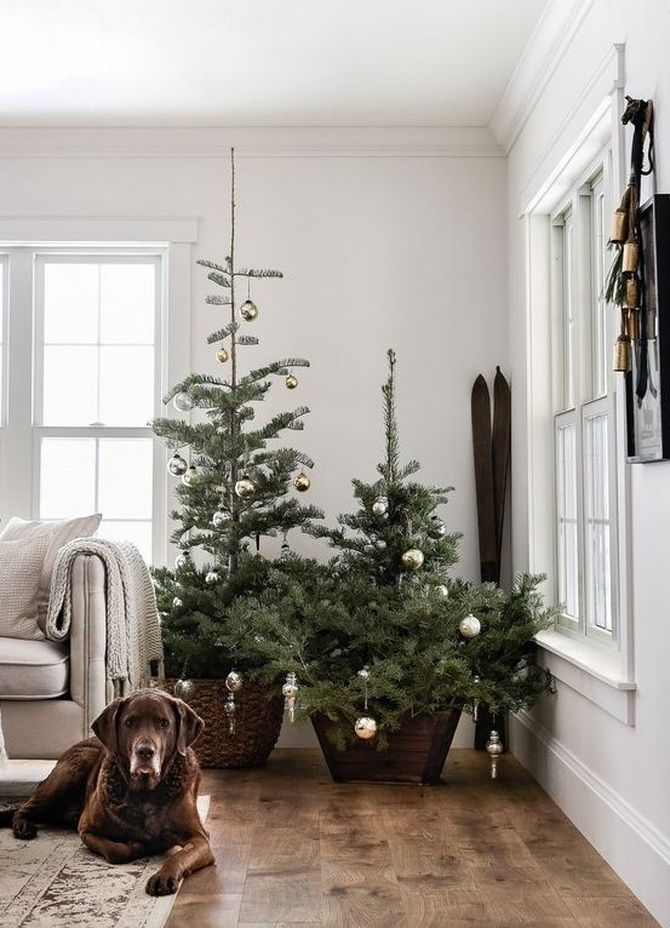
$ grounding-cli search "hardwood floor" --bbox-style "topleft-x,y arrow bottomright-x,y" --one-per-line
167,748 -> 658,928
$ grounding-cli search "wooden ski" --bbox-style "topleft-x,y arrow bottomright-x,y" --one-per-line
471,374 -> 497,583
492,366 -> 511,577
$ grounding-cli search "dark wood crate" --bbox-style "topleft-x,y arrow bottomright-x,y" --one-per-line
311,707 -> 462,784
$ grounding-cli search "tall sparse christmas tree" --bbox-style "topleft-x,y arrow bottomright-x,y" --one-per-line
152,149 -> 322,681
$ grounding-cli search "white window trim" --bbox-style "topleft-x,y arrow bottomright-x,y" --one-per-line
519,45 -> 636,724
0,215 -> 197,568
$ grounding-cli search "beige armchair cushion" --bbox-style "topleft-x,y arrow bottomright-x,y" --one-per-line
0,637 -> 69,699
0,535 -> 51,639
0,514 -> 101,633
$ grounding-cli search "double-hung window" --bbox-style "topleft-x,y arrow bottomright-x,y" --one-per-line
551,155 -> 618,645
0,248 -> 164,564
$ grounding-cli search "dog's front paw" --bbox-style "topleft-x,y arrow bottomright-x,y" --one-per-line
146,872 -> 179,896
13,817 -> 37,840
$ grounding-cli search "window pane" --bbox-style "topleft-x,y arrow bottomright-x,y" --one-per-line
99,346 -> 154,426
557,423 -> 579,618
98,520 -> 152,563
100,264 -> 155,345
98,438 -> 153,520
43,263 -> 99,345
592,182 -> 608,398
585,413 -> 612,631
40,438 -> 96,518
563,215 -> 575,409
42,346 -> 98,426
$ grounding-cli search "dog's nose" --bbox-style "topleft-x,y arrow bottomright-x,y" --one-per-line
136,744 -> 156,759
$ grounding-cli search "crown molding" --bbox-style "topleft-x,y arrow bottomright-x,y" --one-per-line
490,0 -> 597,154
0,126 -> 503,159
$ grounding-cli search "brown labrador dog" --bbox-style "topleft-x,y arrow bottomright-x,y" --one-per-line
0,689 -> 215,895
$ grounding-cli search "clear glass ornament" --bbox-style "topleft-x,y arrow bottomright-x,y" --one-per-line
211,509 -> 229,527
168,452 -> 188,477
224,692 -> 237,736
282,672 -> 299,723
486,730 -> 503,779
235,476 -> 255,499
181,465 -> 197,486
225,670 -> 243,693
174,678 -> 196,700
173,392 -> 194,412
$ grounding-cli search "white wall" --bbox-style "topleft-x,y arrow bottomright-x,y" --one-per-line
504,3 -> 670,925
0,126 -> 508,748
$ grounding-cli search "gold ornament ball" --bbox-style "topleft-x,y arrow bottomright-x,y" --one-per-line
216,347 -> 229,364
459,613 -> 481,638
354,716 -> 378,740
294,471 -> 311,492
285,373 -> 299,390
401,548 -> 424,570
174,678 -> 196,700
225,670 -> 243,693
240,299 -> 258,321
235,476 -> 255,499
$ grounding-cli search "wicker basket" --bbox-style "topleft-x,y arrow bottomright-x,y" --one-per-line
312,707 -> 462,784
165,678 -> 284,768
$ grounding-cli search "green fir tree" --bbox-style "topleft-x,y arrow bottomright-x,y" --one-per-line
152,149 -> 322,679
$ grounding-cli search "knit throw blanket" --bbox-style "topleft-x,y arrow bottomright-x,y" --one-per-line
0,708 -> 7,769
45,538 -> 164,699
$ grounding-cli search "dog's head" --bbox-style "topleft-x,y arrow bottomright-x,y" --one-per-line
92,689 -> 204,792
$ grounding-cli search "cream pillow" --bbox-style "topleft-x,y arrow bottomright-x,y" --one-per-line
0,534 -> 51,640
0,515 -> 102,632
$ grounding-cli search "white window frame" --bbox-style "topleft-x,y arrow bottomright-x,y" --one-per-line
0,254 -> 8,427
520,52 -> 636,725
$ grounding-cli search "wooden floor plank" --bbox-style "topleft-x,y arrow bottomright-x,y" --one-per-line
165,749 -> 659,928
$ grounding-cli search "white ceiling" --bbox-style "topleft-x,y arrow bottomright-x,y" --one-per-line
0,1 -> 548,127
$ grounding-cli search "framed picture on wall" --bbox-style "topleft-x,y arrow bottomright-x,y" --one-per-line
626,194 -> 670,462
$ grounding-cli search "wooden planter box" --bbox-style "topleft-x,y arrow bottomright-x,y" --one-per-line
311,707 -> 462,784
165,678 -> 284,769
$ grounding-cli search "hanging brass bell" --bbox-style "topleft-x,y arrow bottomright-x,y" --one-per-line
623,276 -> 640,309
625,307 -> 640,342
613,334 -> 632,372
622,241 -> 640,274
610,209 -> 629,244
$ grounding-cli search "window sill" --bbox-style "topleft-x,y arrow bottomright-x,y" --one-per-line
535,628 -> 636,725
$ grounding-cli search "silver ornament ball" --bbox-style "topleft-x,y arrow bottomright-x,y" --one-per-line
436,584 -> 449,599
174,678 -> 196,700
240,299 -> 258,321
205,570 -> 219,585
211,509 -> 229,527
401,548 -> 424,570
371,496 -> 388,517
172,596 -> 183,608
181,465 -> 197,486
459,613 -> 481,638
225,670 -> 243,692
175,552 -> 189,569
173,392 -> 194,412
168,453 -> 188,477
354,716 -> 378,740
235,476 -> 255,499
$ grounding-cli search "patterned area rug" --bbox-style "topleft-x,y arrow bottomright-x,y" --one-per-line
0,795 -> 210,928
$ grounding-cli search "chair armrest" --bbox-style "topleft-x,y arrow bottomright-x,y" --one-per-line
68,553 -> 107,731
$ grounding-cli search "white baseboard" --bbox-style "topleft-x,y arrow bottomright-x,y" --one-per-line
512,711 -> 670,928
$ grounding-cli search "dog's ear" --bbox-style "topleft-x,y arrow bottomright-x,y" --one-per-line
92,698 -> 125,753
174,698 -> 204,756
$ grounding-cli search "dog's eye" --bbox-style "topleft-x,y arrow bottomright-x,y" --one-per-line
124,718 -> 134,727
159,719 -> 170,728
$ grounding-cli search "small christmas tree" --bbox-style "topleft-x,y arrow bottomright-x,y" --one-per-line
224,350 -> 553,748
152,149 -> 322,680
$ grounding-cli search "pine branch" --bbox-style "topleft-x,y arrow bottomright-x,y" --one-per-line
234,268 -> 283,278
196,258 -> 231,275
207,322 -> 239,345
207,271 -> 231,288
205,294 -> 232,306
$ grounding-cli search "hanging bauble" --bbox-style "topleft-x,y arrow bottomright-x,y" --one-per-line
280,538 -> 290,560
173,392 -> 194,412
211,508 -> 229,528
486,729 -> 503,780
357,667 -> 370,681
224,692 -> 237,736
429,516 -> 447,539
282,672 -> 299,723
225,670 -> 243,693
285,373 -> 299,390
240,299 -> 258,321
473,674 -> 481,722
205,569 -> 219,585
401,548 -> 424,570
215,347 -> 229,364
172,596 -> 183,608
168,452 -> 188,477
175,552 -> 189,569
354,716 -> 377,740
459,613 -> 481,639
294,471 -> 311,492
436,584 -> 449,598
181,465 -> 197,486
371,495 -> 388,517
174,678 -> 196,701
235,475 -> 255,499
